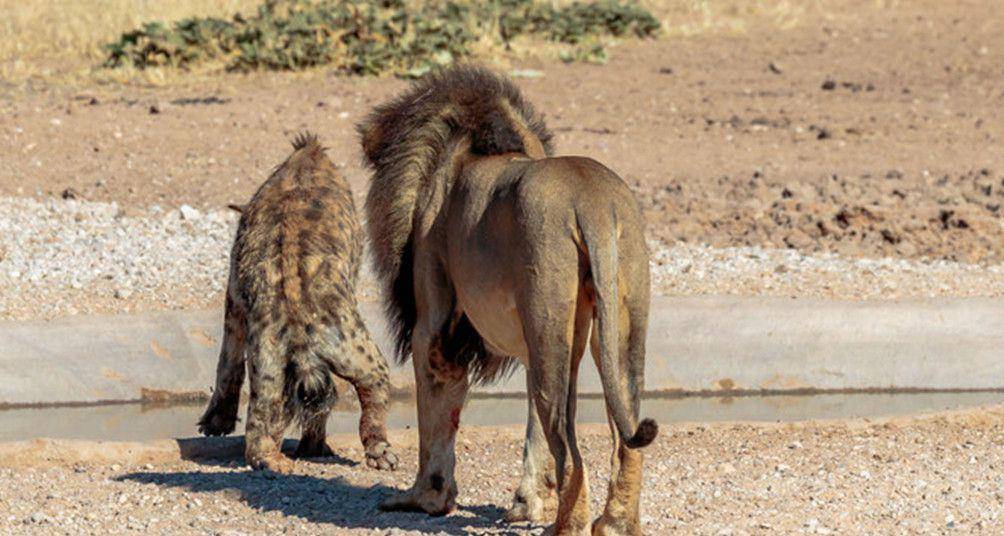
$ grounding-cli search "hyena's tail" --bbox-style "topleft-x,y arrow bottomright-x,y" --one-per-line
283,326 -> 338,423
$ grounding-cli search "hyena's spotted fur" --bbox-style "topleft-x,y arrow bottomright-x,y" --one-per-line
198,133 -> 398,472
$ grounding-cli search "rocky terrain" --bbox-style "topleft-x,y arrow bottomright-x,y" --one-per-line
2,404 -> 1003,534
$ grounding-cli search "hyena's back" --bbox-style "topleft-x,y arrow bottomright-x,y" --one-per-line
232,133 -> 364,418
201,133 -> 397,471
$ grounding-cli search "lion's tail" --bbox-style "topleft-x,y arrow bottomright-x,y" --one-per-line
579,207 -> 657,450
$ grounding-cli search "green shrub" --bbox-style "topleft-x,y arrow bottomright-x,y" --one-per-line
103,0 -> 660,75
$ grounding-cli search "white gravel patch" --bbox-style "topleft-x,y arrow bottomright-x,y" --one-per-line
0,196 -> 1001,320
0,196 -> 236,294
650,240 -> 1004,299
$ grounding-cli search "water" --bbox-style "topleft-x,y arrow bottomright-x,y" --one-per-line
2,391 -> 1003,442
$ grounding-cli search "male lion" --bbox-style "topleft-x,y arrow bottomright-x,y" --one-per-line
359,66 -> 657,535
198,134 -> 398,473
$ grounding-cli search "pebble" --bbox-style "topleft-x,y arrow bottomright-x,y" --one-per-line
178,204 -> 202,220
4,407 -> 1001,533
649,240 -> 1004,300
1,196 -> 1002,322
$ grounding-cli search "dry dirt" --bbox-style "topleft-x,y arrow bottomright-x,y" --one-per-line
2,3 -> 1004,533
2,0 -> 1003,260
2,404 -> 1004,534
2,0 -> 1004,319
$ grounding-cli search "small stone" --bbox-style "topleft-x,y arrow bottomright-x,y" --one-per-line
511,69 -> 545,78
821,79 -> 837,90
178,204 -> 201,220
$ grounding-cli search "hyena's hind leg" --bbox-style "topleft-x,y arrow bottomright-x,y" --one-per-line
293,410 -> 335,459
198,292 -> 247,436
321,310 -> 398,470
244,332 -> 295,473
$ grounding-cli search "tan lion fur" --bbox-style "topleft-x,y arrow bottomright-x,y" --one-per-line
359,66 -> 656,535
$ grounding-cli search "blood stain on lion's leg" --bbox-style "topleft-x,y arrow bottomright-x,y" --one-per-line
380,332 -> 468,515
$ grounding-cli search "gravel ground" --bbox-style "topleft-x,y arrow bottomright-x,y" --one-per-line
1,405 -> 1003,535
1,196 -> 1002,321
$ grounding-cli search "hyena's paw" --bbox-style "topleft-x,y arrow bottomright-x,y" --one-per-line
292,437 -> 334,459
247,452 -> 295,474
364,441 -> 399,471
197,403 -> 238,437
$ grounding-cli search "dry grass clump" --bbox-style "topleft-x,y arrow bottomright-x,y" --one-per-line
100,0 -> 661,76
0,0 -> 892,86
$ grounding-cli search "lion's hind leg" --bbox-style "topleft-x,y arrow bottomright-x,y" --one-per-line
590,299 -> 648,536
506,389 -> 557,523
198,291 -> 247,437
523,285 -> 593,535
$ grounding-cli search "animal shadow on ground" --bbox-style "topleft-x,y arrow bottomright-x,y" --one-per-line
173,436 -> 358,468
119,436 -> 521,534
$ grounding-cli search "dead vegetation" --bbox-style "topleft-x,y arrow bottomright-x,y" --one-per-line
0,0 -> 849,86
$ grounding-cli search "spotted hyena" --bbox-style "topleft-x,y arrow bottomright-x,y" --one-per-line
198,133 -> 398,473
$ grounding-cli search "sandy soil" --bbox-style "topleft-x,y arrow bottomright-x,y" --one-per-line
1,404 -> 1003,534
2,4 -> 1003,534
2,0 -> 1003,261
2,0 -> 1003,319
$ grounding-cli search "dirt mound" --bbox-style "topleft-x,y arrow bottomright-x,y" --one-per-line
638,168 -> 1004,264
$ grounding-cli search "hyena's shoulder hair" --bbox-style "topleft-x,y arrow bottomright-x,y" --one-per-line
356,64 -> 553,381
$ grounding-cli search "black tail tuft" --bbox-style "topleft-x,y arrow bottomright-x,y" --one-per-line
283,357 -> 337,422
623,418 -> 658,449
